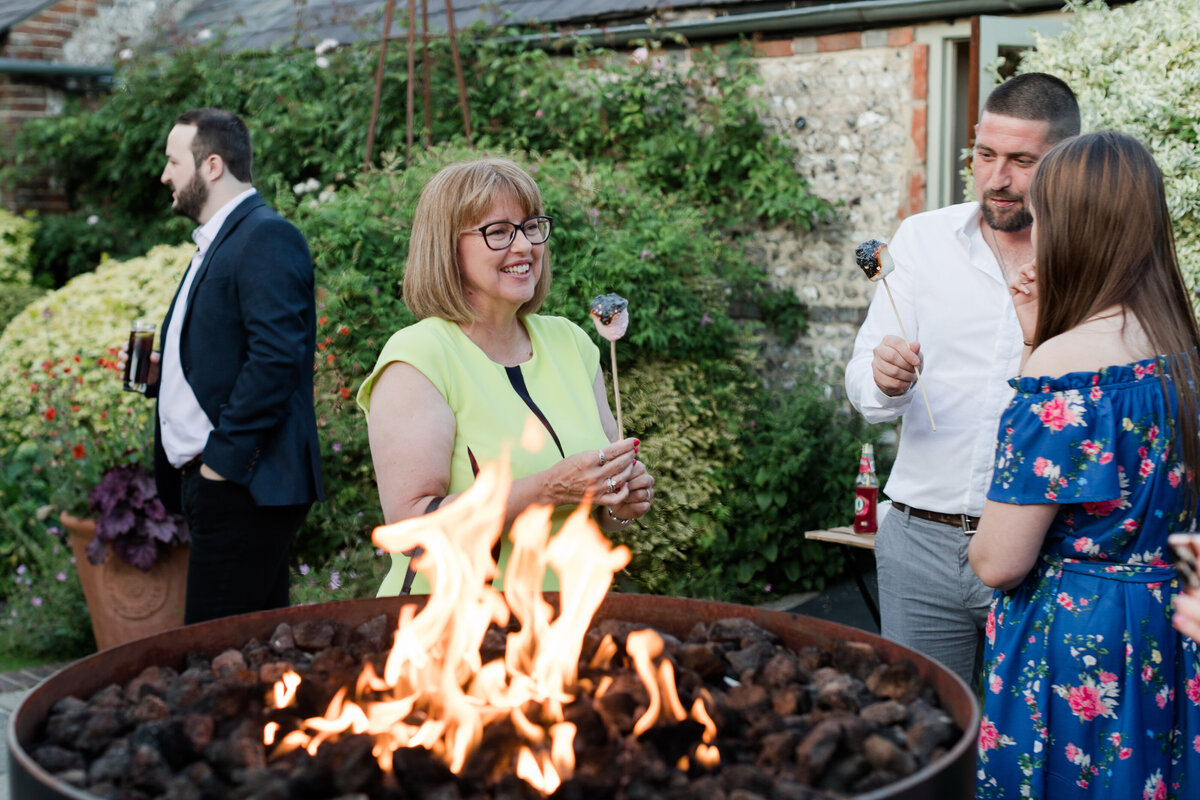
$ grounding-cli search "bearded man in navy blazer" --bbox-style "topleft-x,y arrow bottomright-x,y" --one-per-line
140,108 -> 324,624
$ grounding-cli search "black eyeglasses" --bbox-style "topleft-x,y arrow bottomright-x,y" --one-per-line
462,215 -> 553,250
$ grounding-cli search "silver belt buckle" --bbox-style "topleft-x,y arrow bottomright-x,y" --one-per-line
961,514 -> 977,535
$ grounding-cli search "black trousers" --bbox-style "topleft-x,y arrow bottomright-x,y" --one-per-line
180,466 -> 310,625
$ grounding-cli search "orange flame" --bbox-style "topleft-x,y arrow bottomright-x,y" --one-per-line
264,459 -> 720,792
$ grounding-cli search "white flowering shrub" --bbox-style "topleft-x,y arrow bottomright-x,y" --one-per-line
0,208 -> 45,330
0,243 -> 192,453
1021,0 -> 1200,287
0,207 -> 35,285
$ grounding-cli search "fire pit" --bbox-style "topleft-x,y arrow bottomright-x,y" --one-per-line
9,593 -> 979,799
10,465 -> 980,798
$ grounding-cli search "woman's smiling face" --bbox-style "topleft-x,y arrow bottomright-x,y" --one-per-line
458,193 -> 544,320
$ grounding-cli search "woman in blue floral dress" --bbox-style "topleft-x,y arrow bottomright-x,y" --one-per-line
969,132 -> 1200,798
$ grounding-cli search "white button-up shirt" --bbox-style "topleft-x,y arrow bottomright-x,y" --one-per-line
159,189 -> 257,468
844,202 -> 1025,517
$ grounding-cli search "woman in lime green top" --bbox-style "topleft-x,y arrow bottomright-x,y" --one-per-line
357,158 -> 654,595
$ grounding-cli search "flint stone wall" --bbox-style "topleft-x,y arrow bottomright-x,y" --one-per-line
745,35 -> 921,389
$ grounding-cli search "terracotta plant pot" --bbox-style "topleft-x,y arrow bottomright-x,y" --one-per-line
60,511 -> 189,651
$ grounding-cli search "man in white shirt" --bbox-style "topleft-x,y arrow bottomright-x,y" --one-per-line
844,74 -> 1080,685
131,108 -> 324,624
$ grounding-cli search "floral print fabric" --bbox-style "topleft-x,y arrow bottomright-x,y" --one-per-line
978,358 -> 1200,799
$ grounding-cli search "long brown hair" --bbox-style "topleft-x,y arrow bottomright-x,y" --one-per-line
1031,131 -> 1200,520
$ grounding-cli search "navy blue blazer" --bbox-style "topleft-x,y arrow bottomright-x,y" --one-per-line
153,194 -> 325,512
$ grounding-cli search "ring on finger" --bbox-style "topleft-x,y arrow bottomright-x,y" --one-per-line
598,449 -> 607,466
607,477 -> 617,494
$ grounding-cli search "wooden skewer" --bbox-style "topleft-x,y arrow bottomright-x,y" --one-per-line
611,340 -> 624,439
881,277 -> 936,432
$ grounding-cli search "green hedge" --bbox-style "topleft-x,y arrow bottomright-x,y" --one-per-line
0,26 -> 880,662
1,30 -> 832,288
0,208 -> 43,330
285,142 -> 829,591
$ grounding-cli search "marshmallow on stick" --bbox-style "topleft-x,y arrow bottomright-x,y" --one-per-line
590,293 -> 628,438
854,239 -> 895,281
854,239 -> 936,432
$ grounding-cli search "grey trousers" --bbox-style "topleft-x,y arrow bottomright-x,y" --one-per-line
873,504 -> 993,689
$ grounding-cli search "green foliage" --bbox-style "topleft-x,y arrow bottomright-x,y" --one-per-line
1,29 -> 831,286
31,210 -> 163,287
609,355 -> 759,593
467,39 -> 831,229
0,284 -> 46,332
290,542 -> 391,606
0,431 -> 54,576
1020,0 -> 1200,289
283,142 -> 806,576
0,206 -> 35,284
0,244 -> 191,521
0,207 -> 45,329
677,369 -> 893,603
0,26 -> 860,651
0,512 -> 95,659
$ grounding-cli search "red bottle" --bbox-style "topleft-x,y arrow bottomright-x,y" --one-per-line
854,443 -> 879,533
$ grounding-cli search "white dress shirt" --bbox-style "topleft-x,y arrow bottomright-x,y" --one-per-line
159,189 -> 257,468
844,202 -> 1025,517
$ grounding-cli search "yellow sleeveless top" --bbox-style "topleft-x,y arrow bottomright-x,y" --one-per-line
357,314 -> 608,594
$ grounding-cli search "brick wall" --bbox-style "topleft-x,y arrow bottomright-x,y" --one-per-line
5,1 -> 105,62
0,0 -> 113,213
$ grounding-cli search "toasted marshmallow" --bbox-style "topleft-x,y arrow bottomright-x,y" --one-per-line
589,293 -> 629,342
854,239 -> 894,281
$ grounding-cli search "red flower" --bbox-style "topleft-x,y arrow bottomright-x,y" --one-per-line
43,407 -> 57,421
1082,499 -> 1121,516
1038,396 -> 1078,430
978,717 -> 1000,751
1066,684 -> 1105,721
338,326 -> 350,336
72,444 -> 86,459
338,387 -> 350,400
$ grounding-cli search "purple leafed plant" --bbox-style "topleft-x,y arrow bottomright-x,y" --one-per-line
87,464 -> 188,572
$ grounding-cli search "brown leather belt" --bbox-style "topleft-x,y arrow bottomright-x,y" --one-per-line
891,502 -> 980,533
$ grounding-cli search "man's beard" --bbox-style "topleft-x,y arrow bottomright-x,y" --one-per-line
980,191 -> 1033,233
171,171 -> 208,223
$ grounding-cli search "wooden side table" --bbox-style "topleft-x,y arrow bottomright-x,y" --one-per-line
804,526 -> 880,628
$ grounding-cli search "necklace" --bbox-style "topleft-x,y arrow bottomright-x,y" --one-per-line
988,225 -> 1011,285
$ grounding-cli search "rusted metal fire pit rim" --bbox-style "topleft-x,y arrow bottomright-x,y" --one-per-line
9,593 -> 981,800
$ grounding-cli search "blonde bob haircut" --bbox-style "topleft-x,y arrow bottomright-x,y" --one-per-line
403,157 -> 551,322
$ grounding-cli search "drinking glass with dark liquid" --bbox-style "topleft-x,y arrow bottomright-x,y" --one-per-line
123,320 -> 156,393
